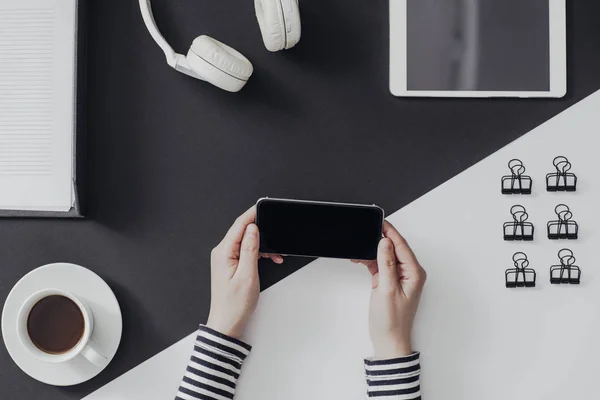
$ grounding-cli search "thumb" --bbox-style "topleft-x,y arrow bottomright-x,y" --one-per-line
236,224 -> 260,278
377,238 -> 398,290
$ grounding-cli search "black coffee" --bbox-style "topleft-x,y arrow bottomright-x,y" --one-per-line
27,295 -> 85,354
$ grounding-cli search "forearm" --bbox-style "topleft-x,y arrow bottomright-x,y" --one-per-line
175,325 -> 251,400
364,352 -> 421,399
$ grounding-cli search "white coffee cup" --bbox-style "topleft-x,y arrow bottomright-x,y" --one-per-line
16,289 -> 108,367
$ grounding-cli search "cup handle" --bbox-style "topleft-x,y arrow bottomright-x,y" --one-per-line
81,343 -> 108,367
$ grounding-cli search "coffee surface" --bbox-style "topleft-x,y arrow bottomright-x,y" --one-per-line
27,295 -> 84,354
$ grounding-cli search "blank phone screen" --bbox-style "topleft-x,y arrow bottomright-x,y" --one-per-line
256,199 -> 384,260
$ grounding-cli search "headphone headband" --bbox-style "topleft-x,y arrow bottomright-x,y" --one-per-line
139,0 -> 205,79
139,0 -> 176,67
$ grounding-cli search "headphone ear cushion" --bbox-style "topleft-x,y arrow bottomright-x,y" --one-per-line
255,0 -> 286,52
189,36 -> 253,82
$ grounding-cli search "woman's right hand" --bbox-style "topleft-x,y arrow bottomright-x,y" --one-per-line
354,221 -> 427,358
206,206 -> 283,339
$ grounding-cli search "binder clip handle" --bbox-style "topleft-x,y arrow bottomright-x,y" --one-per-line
510,205 -> 529,223
555,204 -> 572,221
558,248 -> 576,267
557,248 -> 574,260
561,255 -> 576,267
512,252 -> 529,269
553,156 -> 572,173
512,251 -> 528,263
508,159 -> 526,177
559,211 -> 573,222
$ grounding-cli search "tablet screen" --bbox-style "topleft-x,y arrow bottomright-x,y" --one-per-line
406,0 -> 550,92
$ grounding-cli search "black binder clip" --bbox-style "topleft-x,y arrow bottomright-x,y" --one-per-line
547,204 -> 579,240
506,252 -> 536,288
501,159 -> 532,194
546,156 -> 577,192
503,205 -> 534,241
550,248 -> 581,284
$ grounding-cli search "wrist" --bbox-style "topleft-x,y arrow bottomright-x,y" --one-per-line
205,317 -> 243,340
373,340 -> 413,359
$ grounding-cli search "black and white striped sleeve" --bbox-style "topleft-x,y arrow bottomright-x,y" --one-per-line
364,352 -> 421,399
175,325 -> 252,400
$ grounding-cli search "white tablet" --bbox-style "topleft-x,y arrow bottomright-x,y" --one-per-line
390,0 -> 566,98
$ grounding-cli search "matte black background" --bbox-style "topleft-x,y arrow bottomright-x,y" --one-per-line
1,1 -> 599,398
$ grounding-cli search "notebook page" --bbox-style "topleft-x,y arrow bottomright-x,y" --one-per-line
0,0 -> 76,211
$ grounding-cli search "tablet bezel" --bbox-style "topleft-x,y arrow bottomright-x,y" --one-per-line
389,0 -> 567,98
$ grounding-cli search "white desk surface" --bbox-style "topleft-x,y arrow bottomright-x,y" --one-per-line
85,90 -> 600,400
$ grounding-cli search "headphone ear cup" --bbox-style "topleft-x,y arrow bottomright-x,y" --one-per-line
281,0 -> 301,50
255,0 -> 301,52
187,36 -> 254,92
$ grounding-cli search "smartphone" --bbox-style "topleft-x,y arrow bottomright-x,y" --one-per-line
256,198 -> 385,260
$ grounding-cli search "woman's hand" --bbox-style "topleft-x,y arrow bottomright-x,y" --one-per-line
354,221 -> 427,358
206,206 -> 283,339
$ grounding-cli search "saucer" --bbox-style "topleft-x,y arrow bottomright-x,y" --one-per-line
1,263 -> 122,386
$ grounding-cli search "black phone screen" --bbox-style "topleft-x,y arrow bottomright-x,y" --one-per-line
256,199 -> 384,260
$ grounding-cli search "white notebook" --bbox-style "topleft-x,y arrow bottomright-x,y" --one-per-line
0,0 -> 77,212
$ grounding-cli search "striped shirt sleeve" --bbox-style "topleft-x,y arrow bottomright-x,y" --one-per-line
175,325 -> 252,400
364,352 -> 421,399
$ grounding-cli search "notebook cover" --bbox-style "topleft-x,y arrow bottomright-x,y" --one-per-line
0,0 -> 87,219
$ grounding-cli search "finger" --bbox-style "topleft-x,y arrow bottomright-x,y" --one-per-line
384,222 -> 424,290
261,253 -> 284,264
363,260 -> 378,276
357,260 -> 380,288
383,221 -> 418,265
351,259 -> 378,276
270,255 -> 284,264
221,206 -> 257,254
236,224 -> 260,278
371,272 -> 380,289
399,263 -> 427,295
377,238 -> 398,290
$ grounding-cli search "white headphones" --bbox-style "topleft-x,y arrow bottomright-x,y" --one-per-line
138,0 -> 301,93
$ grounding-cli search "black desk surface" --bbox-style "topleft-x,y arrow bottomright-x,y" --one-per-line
1,1 -> 600,398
